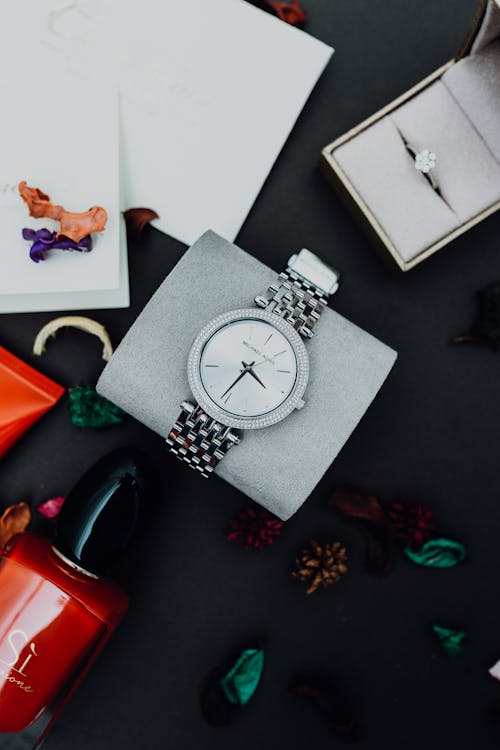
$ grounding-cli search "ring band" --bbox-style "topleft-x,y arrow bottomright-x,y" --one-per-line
406,144 -> 438,192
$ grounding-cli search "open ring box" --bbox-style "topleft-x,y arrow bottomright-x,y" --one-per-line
321,0 -> 500,272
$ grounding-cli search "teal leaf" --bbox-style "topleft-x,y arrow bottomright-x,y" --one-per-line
69,386 -> 126,429
432,625 -> 466,657
404,537 -> 466,568
219,648 -> 264,706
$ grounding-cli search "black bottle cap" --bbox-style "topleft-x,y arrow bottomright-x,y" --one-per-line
53,447 -> 151,577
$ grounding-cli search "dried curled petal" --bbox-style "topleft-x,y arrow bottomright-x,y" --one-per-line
451,282 -> 500,349
404,538 -> 466,568
219,648 -> 264,705
33,316 -> 113,362
68,386 -> 126,428
123,207 -> 159,242
328,486 -> 394,576
19,181 -> 107,243
22,227 -> 92,263
0,502 -> 31,549
266,0 -> 307,27
432,625 -> 466,657
289,672 -> 361,742
37,497 -> 65,519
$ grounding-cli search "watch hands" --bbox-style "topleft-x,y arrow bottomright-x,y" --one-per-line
242,361 -> 266,389
220,361 -> 255,399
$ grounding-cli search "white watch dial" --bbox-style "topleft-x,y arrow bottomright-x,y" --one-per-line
199,318 -> 298,418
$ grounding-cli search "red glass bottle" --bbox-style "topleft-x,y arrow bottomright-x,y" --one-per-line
0,448 -> 150,736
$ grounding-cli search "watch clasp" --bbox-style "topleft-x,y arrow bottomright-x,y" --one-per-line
287,248 -> 341,297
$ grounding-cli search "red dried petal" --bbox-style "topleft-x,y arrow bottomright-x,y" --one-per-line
123,207 -> 159,241
37,496 -> 65,519
266,0 -> 307,26
225,506 -> 284,550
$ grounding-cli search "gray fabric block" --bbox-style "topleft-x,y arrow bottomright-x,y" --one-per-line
97,231 -> 397,520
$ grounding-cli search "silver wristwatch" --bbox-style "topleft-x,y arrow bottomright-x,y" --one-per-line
166,249 -> 340,478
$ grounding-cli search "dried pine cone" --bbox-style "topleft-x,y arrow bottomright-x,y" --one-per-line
387,501 -> 435,549
225,507 -> 283,550
292,540 -> 347,594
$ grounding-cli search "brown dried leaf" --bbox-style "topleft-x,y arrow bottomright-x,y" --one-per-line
328,486 -> 394,576
0,502 -> 31,549
123,208 -> 159,242
329,485 -> 385,522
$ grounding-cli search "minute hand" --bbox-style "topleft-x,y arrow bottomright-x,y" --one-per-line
220,362 -> 255,400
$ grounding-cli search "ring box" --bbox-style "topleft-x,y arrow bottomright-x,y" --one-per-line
321,0 -> 500,272
97,231 -> 397,521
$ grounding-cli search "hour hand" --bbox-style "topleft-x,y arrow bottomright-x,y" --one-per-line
242,361 -> 266,390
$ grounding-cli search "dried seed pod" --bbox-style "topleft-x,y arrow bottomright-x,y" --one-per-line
292,540 -> 348,594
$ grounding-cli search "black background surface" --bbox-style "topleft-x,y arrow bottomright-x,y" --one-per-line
2,1 -> 500,748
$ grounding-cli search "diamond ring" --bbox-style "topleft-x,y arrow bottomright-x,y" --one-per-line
406,144 -> 438,192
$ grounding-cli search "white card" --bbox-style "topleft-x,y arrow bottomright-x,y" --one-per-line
0,0 -> 333,246
0,74 -> 127,312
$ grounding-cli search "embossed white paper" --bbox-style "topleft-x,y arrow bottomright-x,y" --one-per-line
0,0 -> 333,246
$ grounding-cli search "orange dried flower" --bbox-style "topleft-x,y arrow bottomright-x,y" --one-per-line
18,181 -> 107,243
0,502 -> 31,550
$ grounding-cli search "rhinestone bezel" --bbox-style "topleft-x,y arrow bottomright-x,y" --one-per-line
187,308 -> 309,430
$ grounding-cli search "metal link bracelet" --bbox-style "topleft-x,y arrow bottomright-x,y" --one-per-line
166,401 -> 240,478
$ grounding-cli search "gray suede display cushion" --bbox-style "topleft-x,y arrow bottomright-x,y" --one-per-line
97,231 -> 397,520
332,1 -> 500,263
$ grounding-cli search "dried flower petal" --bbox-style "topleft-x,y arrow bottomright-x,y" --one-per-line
451,282 -> 500,349
219,648 -> 264,706
22,227 -> 92,263
432,625 -> 466,657
123,207 -> 159,242
69,386 -> 126,428
0,502 -> 31,549
404,538 -> 466,568
33,316 -> 113,362
19,181 -> 107,243
37,496 -> 65,519
388,500 -> 436,549
328,486 -> 394,576
266,0 -> 307,27
289,672 -> 361,742
225,506 -> 283,549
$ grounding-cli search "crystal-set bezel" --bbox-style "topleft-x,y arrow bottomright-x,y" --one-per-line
187,308 -> 309,430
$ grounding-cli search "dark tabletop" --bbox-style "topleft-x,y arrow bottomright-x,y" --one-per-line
2,1 -> 500,748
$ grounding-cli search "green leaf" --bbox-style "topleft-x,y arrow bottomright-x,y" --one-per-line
219,648 -> 264,705
432,625 -> 466,657
404,538 -> 466,568
68,386 -> 126,428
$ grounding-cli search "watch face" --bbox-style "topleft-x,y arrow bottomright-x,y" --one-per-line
188,308 -> 309,430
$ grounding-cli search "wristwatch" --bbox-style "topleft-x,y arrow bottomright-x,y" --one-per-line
166,249 -> 340,478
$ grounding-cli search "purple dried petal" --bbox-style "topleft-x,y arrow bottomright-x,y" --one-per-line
22,227 -> 93,262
